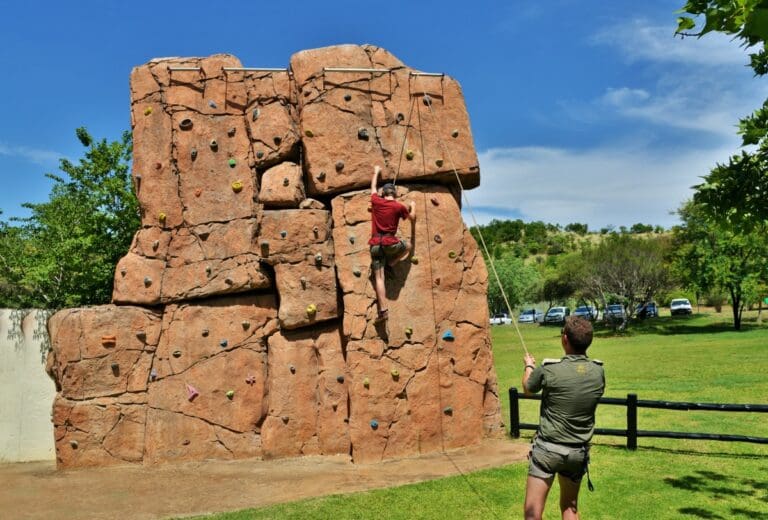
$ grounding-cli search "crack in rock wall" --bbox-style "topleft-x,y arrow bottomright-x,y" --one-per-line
47,45 -> 503,468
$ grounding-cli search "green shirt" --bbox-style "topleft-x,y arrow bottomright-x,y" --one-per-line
525,354 -> 605,444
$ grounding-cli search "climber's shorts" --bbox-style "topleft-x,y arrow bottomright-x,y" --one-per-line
528,437 -> 589,483
370,240 -> 407,270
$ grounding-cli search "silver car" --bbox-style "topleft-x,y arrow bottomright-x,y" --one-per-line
518,309 -> 543,324
544,306 -> 570,325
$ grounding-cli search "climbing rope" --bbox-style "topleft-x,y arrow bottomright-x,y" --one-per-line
392,94 -> 417,188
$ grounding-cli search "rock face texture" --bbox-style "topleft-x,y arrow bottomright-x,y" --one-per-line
47,45 -> 502,468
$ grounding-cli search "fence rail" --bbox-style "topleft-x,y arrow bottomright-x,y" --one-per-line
508,387 -> 768,450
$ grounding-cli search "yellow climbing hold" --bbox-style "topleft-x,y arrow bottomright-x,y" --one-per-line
404,326 -> 413,336
405,150 -> 415,161
231,181 -> 243,193
390,368 -> 400,378
410,256 -> 419,265
305,129 -> 314,137
448,250 -> 457,259
363,377 -> 370,388
226,390 -> 235,399
306,303 -> 317,315
158,212 -> 167,223
144,107 -> 152,116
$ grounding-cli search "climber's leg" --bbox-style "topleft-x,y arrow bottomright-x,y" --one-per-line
386,240 -> 410,266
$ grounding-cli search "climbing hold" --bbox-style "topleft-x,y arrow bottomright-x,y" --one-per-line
391,368 -> 400,378
179,118 -> 193,130
158,212 -> 167,224
442,330 -> 455,341
227,127 -> 236,137
252,108 -> 260,120
190,147 -> 198,160
154,161 -> 162,170
404,326 -> 413,336
245,375 -> 256,385
202,328 -> 209,337
219,339 -> 228,348
144,107 -> 153,116
110,362 -> 119,372
410,256 -> 419,265
205,265 -> 212,276
195,188 -> 202,198
317,171 -> 326,181
208,100 -> 217,108
225,277 -> 233,285
70,440 -> 79,449
120,267 -> 127,277
256,150 -> 264,159
282,415 -> 289,423
434,234 -> 442,243
210,139 -> 218,151
336,375 -> 345,383
143,276 -> 152,287
260,240 -> 269,256
332,403 -> 338,411
435,159 -> 444,167
352,267 -> 361,277
314,253 -> 323,265
150,368 -> 157,381
228,158 -> 237,168
443,406 -> 453,415
300,277 -> 307,289
430,197 -> 439,206
451,129 -> 459,138
135,174 -> 142,185
448,250 -> 457,259
152,240 -> 159,251
423,95 -> 432,106
306,303 -> 317,316
232,181 -> 243,193
241,320 -> 250,330
405,150 -> 415,161
136,331 -> 147,341
370,419 -> 379,430
335,161 -> 344,171
173,350 -> 182,358
289,365 -> 296,374
182,439 -> 190,446
280,230 -> 287,239
313,226 -> 319,237
226,390 -> 235,400
344,94 -> 352,101
283,177 -> 290,187
396,113 -> 405,123
273,136 -> 282,146
434,277 -> 441,286
357,128 -> 369,140
186,384 -> 199,401
363,377 -> 370,388
304,129 -> 314,137
349,236 -> 355,244
101,335 -> 117,347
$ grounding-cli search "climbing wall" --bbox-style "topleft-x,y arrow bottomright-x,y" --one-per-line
46,45 -> 503,468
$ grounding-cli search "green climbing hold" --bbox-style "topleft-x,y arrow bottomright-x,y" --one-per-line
226,390 -> 235,399
144,107 -> 153,116
405,150 -> 415,161
390,368 -> 399,378
448,250 -> 457,259
305,129 -> 314,137
363,377 -> 370,388
228,158 -> 237,168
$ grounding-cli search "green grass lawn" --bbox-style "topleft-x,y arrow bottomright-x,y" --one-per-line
188,311 -> 768,519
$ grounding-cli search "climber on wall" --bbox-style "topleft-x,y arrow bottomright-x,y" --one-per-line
369,165 -> 416,322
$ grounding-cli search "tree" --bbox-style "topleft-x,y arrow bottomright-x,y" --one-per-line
486,253 -> 542,314
672,200 -> 768,330
579,234 -> 673,330
0,128 -> 138,309
677,2 -> 768,228
565,222 -> 588,235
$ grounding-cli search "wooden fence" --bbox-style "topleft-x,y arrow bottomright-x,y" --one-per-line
508,387 -> 768,450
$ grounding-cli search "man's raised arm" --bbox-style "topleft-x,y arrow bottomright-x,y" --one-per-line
371,165 -> 381,193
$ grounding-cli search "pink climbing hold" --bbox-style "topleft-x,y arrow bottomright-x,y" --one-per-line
186,384 -> 199,402
245,375 -> 256,385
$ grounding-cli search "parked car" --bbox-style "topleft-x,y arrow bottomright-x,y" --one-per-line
489,313 -> 512,325
636,302 -> 658,319
543,306 -> 570,325
573,305 -> 599,321
518,309 -> 544,324
670,298 -> 693,316
603,304 -> 625,323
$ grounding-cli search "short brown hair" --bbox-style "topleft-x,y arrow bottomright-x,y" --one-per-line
563,316 -> 593,353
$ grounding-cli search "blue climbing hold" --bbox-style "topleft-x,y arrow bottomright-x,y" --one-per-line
220,339 -> 228,348
208,100 -> 217,108
442,330 -> 455,341
370,419 -> 379,430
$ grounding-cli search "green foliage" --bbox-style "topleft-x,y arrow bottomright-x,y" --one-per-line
486,253 -> 542,313
0,128 -> 138,309
672,200 -> 768,329
564,222 -> 588,235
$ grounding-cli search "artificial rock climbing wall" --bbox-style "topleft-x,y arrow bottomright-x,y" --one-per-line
46,45 -> 503,468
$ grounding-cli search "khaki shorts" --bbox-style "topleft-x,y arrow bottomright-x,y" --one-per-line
370,240 -> 407,270
528,437 -> 589,482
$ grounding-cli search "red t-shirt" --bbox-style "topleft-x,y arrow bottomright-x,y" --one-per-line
369,193 -> 410,246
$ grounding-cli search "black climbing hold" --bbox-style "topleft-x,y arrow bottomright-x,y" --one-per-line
314,253 -> 323,265
242,321 -> 250,330
335,161 -> 344,171
282,415 -> 290,423
199,231 -> 210,240
336,375 -> 345,383
260,240 -> 269,256
280,230 -> 287,238
423,95 -> 432,106
220,339 -> 228,348
173,350 -> 182,358
210,140 -> 218,151
256,150 -> 264,159
252,108 -> 260,120
205,265 -> 212,276
289,365 -> 296,374
227,127 -> 236,137
150,368 -> 157,381
182,439 -> 190,446
352,268 -> 361,277
451,129 -> 459,138
190,148 -> 198,160
143,276 -> 152,287
283,177 -> 290,187
225,277 -> 233,285
317,171 -> 326,181
435,159 -> 444,167
396,113 -> 405,123
357,128 -> 369,140
120,268 -> 127,277
344,94 -> 352,102
111,363 -> 119,372
136,331 -> 147,341
273,136 -> 282,146
202,328 -> 209,337
300,277 -> 307,289
70,440 -> 79,449
443,406 -> 453,415
434,234 -> 442,243
152,240 -> 160,250
179,118 -> 193,131
208,100 -> 217,108
349,236 -> 355,244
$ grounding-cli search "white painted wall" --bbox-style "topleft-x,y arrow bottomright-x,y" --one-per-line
0,309 -> 56,462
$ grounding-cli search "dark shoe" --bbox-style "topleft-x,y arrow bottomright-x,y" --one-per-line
375,309 -> 389,324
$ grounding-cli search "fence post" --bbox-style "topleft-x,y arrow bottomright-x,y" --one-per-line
627,393 -> 637,451
509,387 -> 520,438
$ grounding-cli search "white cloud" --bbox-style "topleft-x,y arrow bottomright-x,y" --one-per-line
463,141 -> 740,230
0,143 -> 62,166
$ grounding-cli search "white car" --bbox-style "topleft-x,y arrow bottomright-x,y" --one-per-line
670,298 -> 693,316
489,313 -> 512,325
518,309 -> 544,324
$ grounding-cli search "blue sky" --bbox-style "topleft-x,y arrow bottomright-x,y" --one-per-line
0,0 -> 762,230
